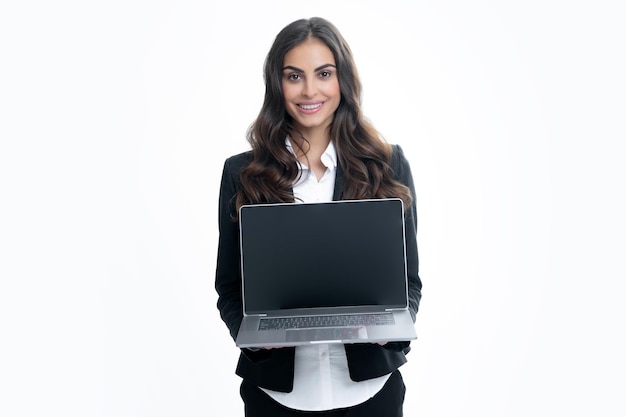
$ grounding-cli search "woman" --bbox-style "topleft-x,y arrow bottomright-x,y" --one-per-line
215,17 -> 422,416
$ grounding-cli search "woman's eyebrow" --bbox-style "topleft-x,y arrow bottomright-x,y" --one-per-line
282,63 -> 336,72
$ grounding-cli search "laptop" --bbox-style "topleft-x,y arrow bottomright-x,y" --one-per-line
235,198 -> 417,348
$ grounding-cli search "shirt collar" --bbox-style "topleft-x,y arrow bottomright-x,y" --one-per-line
285,137 -> 338,171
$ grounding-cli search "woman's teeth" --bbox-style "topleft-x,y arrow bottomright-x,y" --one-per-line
299,103 -> 322,110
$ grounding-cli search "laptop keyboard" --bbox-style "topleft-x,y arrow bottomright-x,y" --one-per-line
258,313 -> 395,331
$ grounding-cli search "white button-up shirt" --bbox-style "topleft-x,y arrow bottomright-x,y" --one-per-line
261,140 -> 390,411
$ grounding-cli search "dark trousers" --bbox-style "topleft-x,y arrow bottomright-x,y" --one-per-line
240,370 -> 406,417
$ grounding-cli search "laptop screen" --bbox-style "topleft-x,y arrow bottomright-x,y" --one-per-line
239,199 -> 409,314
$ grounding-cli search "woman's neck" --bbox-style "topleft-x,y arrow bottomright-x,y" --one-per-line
290,127 -> 332,181
290,126 -> 330,157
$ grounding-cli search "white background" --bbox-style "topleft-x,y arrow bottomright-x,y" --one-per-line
1,1 -> 625,416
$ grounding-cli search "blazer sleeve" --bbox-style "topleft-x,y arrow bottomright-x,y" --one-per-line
391,144 -> 422,321
215,155 -> 246,341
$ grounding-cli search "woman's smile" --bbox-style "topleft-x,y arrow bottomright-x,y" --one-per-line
297,101 -> 325,113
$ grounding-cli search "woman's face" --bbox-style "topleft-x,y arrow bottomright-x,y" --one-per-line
281,38 -> 341,136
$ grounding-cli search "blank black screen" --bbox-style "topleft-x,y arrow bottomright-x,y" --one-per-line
239,199 -> 408,314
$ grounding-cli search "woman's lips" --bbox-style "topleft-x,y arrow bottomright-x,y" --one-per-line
297,102 -> 324,114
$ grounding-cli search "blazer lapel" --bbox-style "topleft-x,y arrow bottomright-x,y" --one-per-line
332,164 -> 345,201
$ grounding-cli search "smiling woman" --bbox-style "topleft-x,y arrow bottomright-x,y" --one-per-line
214,16 -> 421,416
281,38 -> 341,155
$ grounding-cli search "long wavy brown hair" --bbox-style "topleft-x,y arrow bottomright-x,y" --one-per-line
236,17 -> 412,211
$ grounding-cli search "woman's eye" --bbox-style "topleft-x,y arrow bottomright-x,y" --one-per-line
287,73 -> 301,81
319,70 -> 332,78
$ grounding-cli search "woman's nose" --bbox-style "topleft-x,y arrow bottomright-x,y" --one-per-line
301,78 -> 316,97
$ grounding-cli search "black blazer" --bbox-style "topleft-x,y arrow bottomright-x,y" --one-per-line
215,144 -> 422,392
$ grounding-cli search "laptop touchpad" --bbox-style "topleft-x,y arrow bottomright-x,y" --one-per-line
286,327 -> 368,343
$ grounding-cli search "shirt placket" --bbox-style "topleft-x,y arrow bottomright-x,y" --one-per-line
318,344 -> 333,407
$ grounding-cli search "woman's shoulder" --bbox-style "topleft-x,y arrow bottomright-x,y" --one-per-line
389,143 -> 408,166
223,150 -> 253,170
